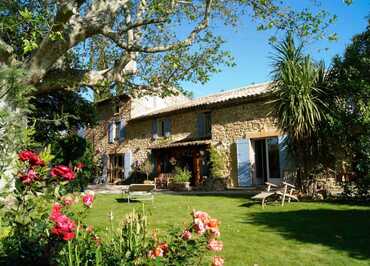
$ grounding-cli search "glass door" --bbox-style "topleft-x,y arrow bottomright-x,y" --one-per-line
253,137 -> 281,183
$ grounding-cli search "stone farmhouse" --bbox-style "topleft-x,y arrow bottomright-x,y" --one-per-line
86,82 -> 288,188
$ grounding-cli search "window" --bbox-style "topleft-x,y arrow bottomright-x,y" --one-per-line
204,112 -> 212,137
114,121 -> 120,140
158,119 -> 166,137
152,118 -> 171,138
108,119 -> 126,143
197,112 -> 212,138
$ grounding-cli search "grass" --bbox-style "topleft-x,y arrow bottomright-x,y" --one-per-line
85,193 -> 370,266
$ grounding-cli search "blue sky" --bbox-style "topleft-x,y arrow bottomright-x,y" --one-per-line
181,1 -> 370,98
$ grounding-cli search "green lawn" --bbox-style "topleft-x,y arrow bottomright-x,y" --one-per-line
86,193 -> 370,266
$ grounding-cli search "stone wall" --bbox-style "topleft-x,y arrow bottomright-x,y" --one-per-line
211,100 -> 280,186
87,97 -> 281,187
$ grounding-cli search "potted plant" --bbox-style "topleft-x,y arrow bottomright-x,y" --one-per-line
169,167 -> 191,191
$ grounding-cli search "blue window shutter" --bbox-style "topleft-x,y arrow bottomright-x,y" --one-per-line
152,119 -> 158,139
119,118 -> 126,142
197,113 -> 205,138
278,135 -> 288,179
236,138 -> 252,186
108,122 -> 113,143
124,151 -> 133,179
164,118 -> 171,137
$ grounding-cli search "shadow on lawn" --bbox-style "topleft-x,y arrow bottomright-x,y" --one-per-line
246,208 -> 370,260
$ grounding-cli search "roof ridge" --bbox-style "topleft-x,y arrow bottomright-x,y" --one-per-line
194,81 -> 271,101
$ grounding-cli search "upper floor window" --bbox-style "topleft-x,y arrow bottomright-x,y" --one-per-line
152,118 -> 171,139
197,112 -> 212,138
114,121 -> 120,140
108,118 -> 126,143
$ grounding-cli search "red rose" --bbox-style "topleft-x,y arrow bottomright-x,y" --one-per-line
50,165 -> 75,181
29,153 -> 45,166
62,232 -> 75,241
18,150 -> 35,161
75,162 -> 85,170
20,169 -> 38,184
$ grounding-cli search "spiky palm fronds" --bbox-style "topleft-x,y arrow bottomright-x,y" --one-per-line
271,34 -> 327,140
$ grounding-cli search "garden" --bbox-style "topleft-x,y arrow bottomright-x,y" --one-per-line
1,1 -> 370,266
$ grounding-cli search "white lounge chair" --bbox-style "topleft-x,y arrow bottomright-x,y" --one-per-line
126,184 -> 155,203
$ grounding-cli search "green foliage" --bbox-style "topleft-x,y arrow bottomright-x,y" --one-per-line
52,134 -> 95,191
173,167 -> 191,183
271,34 -> 328,140
30,91 -> 97,144
1,0 -> 343,98
323,20 -> 370,199
209,147 -> 227,178
270,34 -> 329,185
0,66 -> 37,182
101,209 -> 150,265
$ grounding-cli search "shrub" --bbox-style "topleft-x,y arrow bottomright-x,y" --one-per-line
52,134 -> 95,191
174,167 -> 192,183
209,147 -> 227,178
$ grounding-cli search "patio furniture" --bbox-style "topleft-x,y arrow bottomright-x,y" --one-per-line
252,181 -> 298,207
154,173 -> 174,189
126,184 -> 155,203
276,182 -> 299,206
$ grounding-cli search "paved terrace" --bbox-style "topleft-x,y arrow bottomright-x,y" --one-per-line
87,184 -> 263,195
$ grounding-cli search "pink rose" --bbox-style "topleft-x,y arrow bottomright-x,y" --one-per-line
193,210 -> 209,223
49,203 -> 76,241
82,191 -> 95,208
193,219 -> 206,235
50,165 -> 75,181
207,240 -> 223,252
50,202 -> 63,220
212,256 -> 225,266
181,230 -> 192,240
20,169 -> 38,184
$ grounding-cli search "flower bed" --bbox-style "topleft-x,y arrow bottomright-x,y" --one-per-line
0,149 -> 224,265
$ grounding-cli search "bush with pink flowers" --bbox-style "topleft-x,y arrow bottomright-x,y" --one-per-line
0,149 -> 224,266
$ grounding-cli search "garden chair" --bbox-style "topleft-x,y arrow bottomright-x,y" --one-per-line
126,184 -> 155,203
276,181 -> 299,206
252,181 -> 298,207
154,173 -> 174,189
252,182 -> 279,208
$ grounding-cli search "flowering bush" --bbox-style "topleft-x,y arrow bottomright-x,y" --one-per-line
0,149 -> 224,265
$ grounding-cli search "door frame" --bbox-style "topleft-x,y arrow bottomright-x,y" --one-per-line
252,136 -> 281,185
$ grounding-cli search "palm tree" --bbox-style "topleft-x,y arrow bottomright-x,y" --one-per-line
270,34 -> 328,187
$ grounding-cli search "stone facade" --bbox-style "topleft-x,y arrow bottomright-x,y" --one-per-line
87,90 -> 282,187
